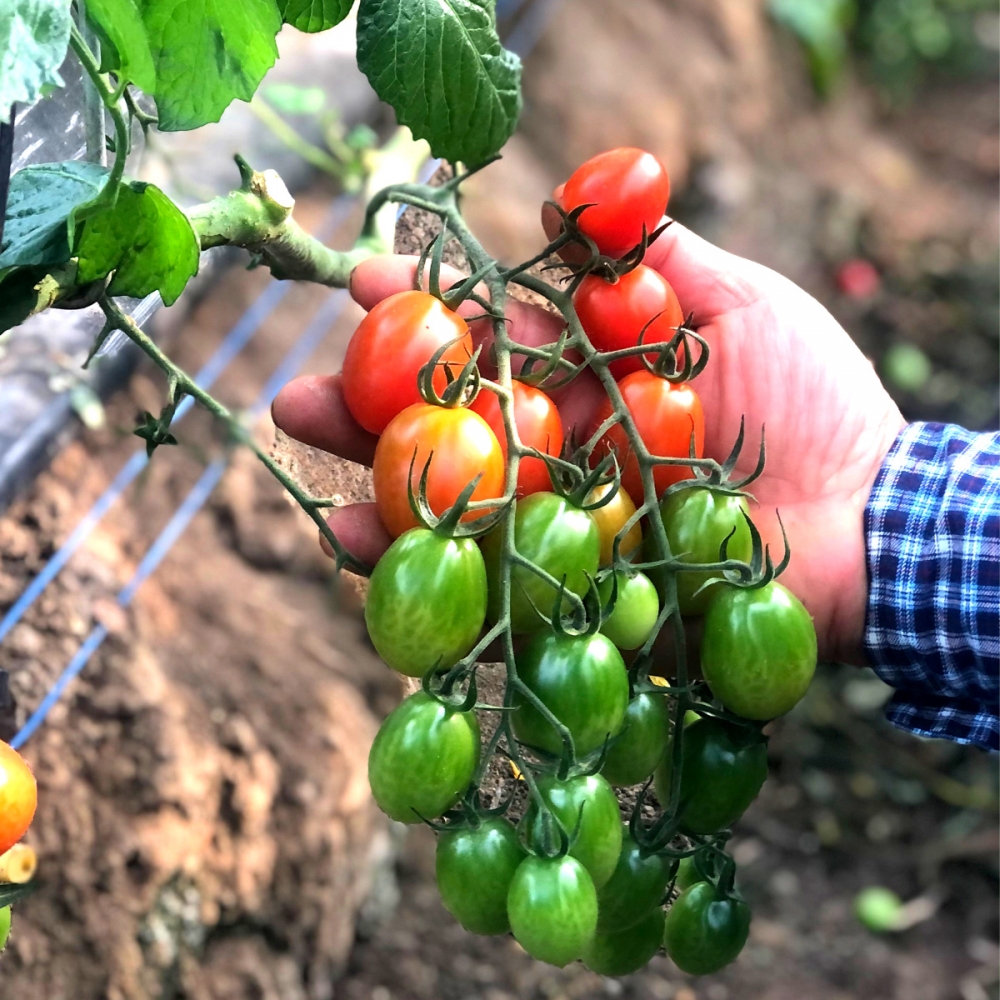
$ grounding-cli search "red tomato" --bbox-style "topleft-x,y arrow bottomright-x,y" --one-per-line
562,149 -> 670,259
373,404 -> 505,537
341,291 -> 473,434
0,741 -> 36,856
575,265 -> 685,380
589,371 -> 703,505
470,382 -> 563,497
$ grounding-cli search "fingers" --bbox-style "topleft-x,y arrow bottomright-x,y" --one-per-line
271,374 -> 378,467
320,503 -> 393,566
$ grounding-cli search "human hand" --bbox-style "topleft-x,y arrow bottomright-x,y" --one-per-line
272,223 -> 904,666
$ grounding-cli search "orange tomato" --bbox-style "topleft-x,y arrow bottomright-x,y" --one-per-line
0,742 -> 36,856
470,382 -> 564,498
589,371 -> 704,505
373,404 -> 506,538
586,482 -> 643,566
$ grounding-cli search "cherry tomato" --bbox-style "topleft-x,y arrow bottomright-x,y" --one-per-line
587,482 -> 642,566
576,265 -> 685,380
561,148 -> 670,259
648,488 -> 753,615
365,528 -> 487,677
512,631 -> 628,757
596,827 -> 674,931
470,382 -> 563,497
373,403 -> 505,538
601,692 -> 670,787
507,854 -> 598,967
481,492 -> 599,633
585,907 -> 665,976
654,718 -> 767,836
598,570 -> 659,650
341,290 -> 473,434
663,882 -> 751,976
436,817 -> 525,935
589,371 -> 704,505
0,742 -> 36,856
675,855 -> 708,892
525,773 -> 623,890
0,905 -> 9,951
368,692 -> 480,824
701,581 -> 818,720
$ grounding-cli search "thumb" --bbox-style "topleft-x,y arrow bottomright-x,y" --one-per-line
641,221 -> 762,323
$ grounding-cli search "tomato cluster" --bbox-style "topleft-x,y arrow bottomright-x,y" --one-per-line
340,148 -> 818,976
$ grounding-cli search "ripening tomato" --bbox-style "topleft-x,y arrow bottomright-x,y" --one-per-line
562,148 -> 670,259
341,290 -> 473,434
373,404 -> 505,538
365,529 -> 487,677
575,265 -> 685,380
470,382 -> 563,497
368,692 -> 480,823
590,371 -> 704,505
663,882 -> 751,976
436,817 -> 525,935
0,742 -> 36,857
700,581 -> 818,720
586,482 -> 642,566
507,855 -> 598,967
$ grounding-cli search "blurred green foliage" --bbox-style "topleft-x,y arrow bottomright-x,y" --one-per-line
769,0 -> 1000,101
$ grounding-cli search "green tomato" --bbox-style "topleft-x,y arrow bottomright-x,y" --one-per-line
663,882 -> 750,976
601,692 -> 670,787
0,905 -> 9,951
365,528 -> 488,677
597,826 -> 674,932
368,692 -> 480,823
584,907 -> 665,976
436,818 -> 525,935
675,855 -> 708,892
701,581 -> 817,720
507,854 -> 598,967
524,773 -> 623,890
598,570 -> 660,650
482,492 -> 600,633
648,488 -> 752,615
654,718 -> 767,836
512,631 -> 628,757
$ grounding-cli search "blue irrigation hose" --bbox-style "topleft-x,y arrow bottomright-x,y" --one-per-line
0,195 -> 355,646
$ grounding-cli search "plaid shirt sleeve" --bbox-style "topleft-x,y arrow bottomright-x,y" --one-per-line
864,422 -> 1000,751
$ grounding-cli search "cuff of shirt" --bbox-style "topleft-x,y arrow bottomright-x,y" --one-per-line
863,422 -> 1000,751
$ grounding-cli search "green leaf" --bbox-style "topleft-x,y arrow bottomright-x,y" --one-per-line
139,0 -> 282,131
263,82 -> 327,114
0,0 -> 73,123
76,181 -> 199,305
278,0 -> 354,32
0,161 -> 109,271
768,0 -> 855,96
356,0 -> 522,166
85,0 -> 156,92
0,881 -> 38,908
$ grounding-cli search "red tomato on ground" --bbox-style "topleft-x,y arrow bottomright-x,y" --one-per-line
589,371 -> 704,504
562,149 -> 670,259
575,265 -> 685,380
373,404 -> 505,537
470,382 -> 563,497
341,291 -> 473,435
0,741 -> 36,856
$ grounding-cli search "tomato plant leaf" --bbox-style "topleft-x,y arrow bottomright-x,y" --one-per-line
0,881 -> 38,908
76,182 -> 199,305
139,0 -> 282,131
356,0 -> 522,166
278,0 -> 355,32
0,0 -> 73,123
0,161 -> 109,271
85,0 -> 157,92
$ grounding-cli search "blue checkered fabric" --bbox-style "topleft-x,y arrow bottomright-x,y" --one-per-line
864,422 -> 1000,751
